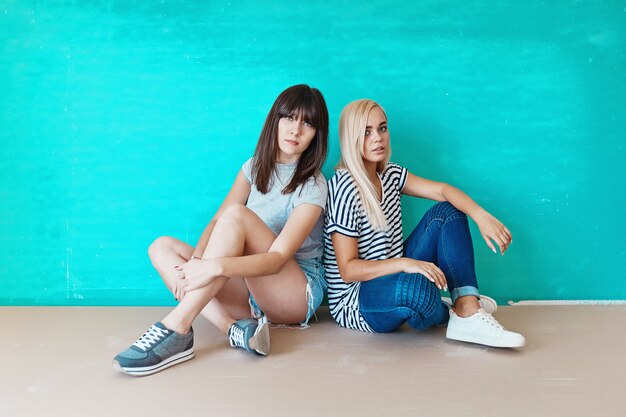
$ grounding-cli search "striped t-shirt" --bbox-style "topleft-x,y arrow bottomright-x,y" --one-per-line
323,163 -> 408,332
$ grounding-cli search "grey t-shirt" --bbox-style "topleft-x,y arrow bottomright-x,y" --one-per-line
242,158 -> 327,260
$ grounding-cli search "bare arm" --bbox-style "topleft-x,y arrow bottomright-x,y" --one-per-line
402,172 -> 512,254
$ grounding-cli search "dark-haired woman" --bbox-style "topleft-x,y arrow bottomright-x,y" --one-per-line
114,85 -> 329,376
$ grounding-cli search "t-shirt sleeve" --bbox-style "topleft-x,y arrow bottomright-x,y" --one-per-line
293,173 -> 328,211
325,174 -> 360,238
241,158 -> 253,184
386,162 -> 408,192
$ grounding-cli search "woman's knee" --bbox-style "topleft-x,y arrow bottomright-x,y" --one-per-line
148,236 -> 177,259
430,201 -> 466,221
217,203 -> 249,226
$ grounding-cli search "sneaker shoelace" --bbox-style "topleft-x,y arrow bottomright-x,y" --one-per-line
229,324 -> 246,348
133,325 -> 170,351
477,310 -> 504,330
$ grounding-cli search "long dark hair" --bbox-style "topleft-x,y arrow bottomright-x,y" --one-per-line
251,84 -> 329,194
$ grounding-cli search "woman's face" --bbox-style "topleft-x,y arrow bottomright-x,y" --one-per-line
362,106 -> 389,164
276,113 -> 317,163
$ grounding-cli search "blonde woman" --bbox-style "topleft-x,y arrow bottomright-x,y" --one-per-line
323,99 -> 525,347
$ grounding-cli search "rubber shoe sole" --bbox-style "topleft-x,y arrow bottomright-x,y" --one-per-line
112,348 -> 195,376
446,327 -> 526,348
248,321 -> 270,356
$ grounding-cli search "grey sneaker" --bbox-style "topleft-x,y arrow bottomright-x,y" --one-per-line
228,317 -> 270,356
113,322 -> 194,376
441,294 -> 498,314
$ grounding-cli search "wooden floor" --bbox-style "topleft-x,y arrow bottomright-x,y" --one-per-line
1,305 -> 624,417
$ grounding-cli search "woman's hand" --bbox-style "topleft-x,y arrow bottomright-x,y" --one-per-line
172,277 -> 187,301
474,210 -> 513,255
175,258 -> 223,292
170,261 -> 189,301
402,258 -> 448,291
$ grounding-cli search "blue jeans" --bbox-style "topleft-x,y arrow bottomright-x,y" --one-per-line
359,202 -> 480,333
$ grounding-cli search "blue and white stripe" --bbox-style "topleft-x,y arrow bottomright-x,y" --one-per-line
323,163 -> 408,332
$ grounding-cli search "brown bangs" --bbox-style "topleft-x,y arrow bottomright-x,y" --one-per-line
275,94 -> 321,129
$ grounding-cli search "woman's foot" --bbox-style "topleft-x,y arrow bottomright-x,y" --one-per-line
446,309 -> 526,348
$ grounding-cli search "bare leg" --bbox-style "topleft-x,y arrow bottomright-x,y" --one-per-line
148,236 -> 251,334
160,204 -> 308,334
147,236 -> 192,297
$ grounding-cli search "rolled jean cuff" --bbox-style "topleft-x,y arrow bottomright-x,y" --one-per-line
450,286 -> 480,304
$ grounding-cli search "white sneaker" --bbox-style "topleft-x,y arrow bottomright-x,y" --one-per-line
441,295 -> 498,314
446,308 -> 526,348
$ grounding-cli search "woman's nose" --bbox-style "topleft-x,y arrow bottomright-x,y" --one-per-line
291,123 -> 302,136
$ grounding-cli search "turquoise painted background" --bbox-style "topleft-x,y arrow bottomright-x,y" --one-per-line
1,1 -> 624,306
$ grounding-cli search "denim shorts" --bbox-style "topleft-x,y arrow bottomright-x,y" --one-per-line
249,257 -> 326,327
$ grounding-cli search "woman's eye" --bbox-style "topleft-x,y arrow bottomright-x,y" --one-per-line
380,126 -> 387,132
285,116 -> 294,121
364,129 -> 371,136
303,121 -> 313,128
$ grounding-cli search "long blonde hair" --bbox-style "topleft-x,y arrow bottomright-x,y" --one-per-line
337,99 -> 391,231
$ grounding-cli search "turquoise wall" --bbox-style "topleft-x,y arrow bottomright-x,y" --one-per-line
1,1 -> 624,306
